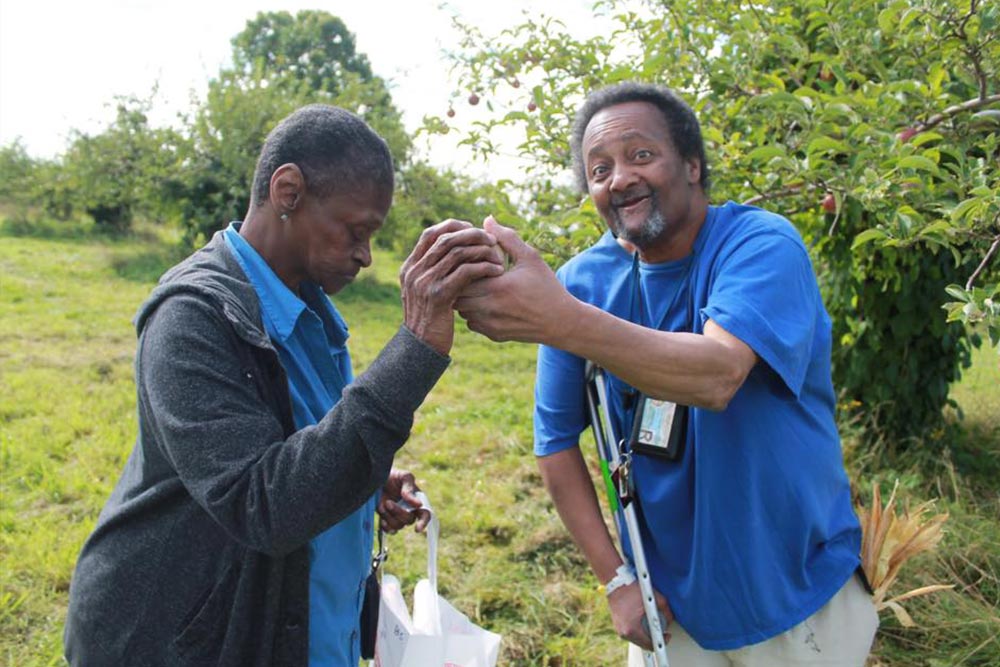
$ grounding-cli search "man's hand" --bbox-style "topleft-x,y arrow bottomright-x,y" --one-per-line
454,216 -> 578,345
607,581 -> 674,651
378,469 -> 431,533
399,219 -> 504,356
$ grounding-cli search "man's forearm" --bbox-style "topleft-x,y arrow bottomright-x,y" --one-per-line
551,301 -> 756,411
537,447 -> 624,584
454,220 -> 756,409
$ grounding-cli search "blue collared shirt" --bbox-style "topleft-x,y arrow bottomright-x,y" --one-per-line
225,223 -> 376,666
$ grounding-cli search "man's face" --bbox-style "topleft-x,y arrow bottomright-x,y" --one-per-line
581,101 -> 701,254
287,185 -> 391,295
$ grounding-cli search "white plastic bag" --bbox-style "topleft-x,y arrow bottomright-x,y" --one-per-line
373,495 -> 501,667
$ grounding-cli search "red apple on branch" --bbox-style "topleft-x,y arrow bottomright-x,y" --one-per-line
822,193 -> 837,213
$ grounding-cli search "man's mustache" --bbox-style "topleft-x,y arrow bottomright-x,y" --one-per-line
610,190 -> 653,207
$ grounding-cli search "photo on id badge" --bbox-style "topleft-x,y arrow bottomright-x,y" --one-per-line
629,395 -> 687,461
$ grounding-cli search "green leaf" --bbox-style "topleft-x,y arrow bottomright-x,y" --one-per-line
877,7 -> 898,33
899,7 -> 921,30
702,126 -> 725,144
852,228 -> 888,249
897,205 -> 925,224
748,145 -> 787,161
910,132 -> 944,147
807,136 -> 849,155
945,284 -> 971,302
897,155 -> 939,173
927,64 -> 946,95
918,220 -> 952,238
942,301 -> 966,322
950,198 -> 981,222
757,92 -> 805,110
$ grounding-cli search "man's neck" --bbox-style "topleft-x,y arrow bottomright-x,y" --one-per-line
637,197 -> 710,264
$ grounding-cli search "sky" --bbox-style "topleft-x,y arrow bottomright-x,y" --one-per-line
0,0 -> 605,181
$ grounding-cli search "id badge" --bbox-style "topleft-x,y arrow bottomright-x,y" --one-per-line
629,395 -> 687,461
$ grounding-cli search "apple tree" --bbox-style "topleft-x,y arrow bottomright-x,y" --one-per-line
434,0 -> 999,444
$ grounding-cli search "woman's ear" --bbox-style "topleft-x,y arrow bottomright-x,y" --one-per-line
269,163 -> 305,217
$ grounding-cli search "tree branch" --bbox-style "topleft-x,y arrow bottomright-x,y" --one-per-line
966,230 -> 1000,292
916,93 -> 1000,133
938,0 -> 989,100
957,0 -> 980,38
971,50 -> 988,100
742,182 -> 817,206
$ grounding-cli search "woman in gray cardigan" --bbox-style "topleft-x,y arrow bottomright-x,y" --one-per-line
64,104 -> 503,666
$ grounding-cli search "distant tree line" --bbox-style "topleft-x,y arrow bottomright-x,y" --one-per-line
0,10 -> 512,253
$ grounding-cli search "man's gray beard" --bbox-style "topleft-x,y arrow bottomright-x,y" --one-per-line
613,205 -> 666,249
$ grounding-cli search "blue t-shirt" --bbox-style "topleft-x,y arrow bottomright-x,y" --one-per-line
534,202 -> 861,650
225,224 -> 377,666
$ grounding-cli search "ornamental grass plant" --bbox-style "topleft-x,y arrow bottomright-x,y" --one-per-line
858,481 -> 952,627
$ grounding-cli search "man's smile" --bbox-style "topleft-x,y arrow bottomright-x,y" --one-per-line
612,192 -> 653,220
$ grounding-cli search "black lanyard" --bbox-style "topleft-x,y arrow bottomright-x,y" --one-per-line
614,250 -> 695,419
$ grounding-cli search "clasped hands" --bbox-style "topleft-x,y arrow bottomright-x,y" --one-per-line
399,215 -> 574,354
450,215 -> 576,346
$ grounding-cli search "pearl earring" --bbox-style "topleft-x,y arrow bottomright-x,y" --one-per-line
280,212 -> 289,221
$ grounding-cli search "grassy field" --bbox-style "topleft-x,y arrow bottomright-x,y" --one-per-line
1,228 -> 998,666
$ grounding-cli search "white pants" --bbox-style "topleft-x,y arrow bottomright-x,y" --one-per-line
627,574 -> 878,667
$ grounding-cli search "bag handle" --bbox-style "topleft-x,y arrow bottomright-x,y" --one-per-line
377,491 -> 442,634
382,490 -> 439,589
402,491 -> 443,635
417,491 -> 442,635
412,491 -> 439,593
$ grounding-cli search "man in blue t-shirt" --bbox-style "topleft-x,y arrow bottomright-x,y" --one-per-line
456,83 -> 878,665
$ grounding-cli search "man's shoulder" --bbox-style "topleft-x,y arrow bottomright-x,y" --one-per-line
713,202 -> 804,244
702,202 -> 810,266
